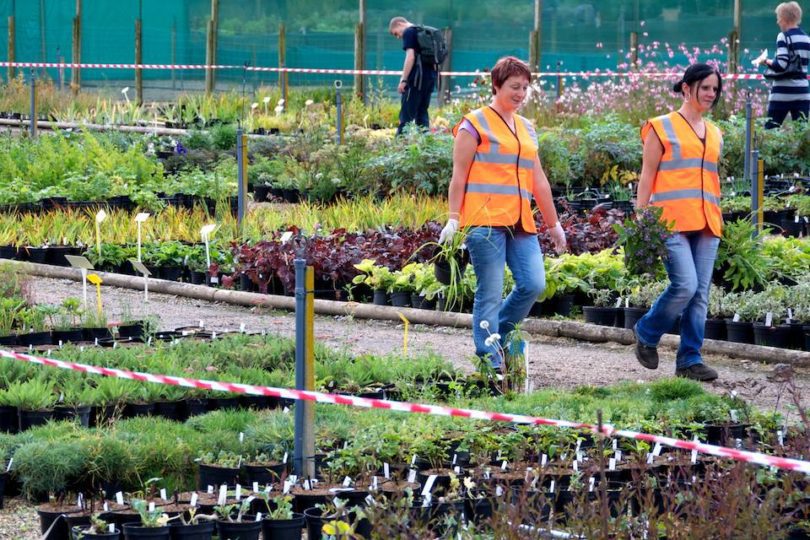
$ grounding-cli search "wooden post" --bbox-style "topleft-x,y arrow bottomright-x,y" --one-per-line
728,0 -> 741,75
7,16 -> 15,82
630,31 -> 639,68
529,0 -> 542,73
135,18 -> 143,105
205,0 -> 219,95
278,23 -> 288,103
72,0 -> 81,96
171,19 -> 177,90
439,28 -> 453,105
353,0 -> 366,100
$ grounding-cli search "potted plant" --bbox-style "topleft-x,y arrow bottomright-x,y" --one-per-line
259,495 -> 305,540
214,499 -> 262,540
0,296 -> 25,346
122,499 -> 171,540
714,219 -> 770,292
750,286 -> 793,349
613,206 -> 674,277
52,297 -> 85,344
197,451 -> 241,491
722,290 -> 757,344
705,286 -> 729,341
16,304 -> 53,346
351,260 -> 394,306
582,288 -> 619,327
166,507 -> 216,540
72,514 -> 121,540
3,378 -> 56,431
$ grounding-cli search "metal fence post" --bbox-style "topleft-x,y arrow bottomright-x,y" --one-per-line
236,127 -> 247,232
751,150 -> 763,237
743,92 -> 752,188
335,81 -> 343,145
293,249 -> 315,479
29,70 -> 37,138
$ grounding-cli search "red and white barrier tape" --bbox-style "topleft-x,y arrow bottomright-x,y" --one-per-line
1,61 -> 803,80
1,347 -> 808,474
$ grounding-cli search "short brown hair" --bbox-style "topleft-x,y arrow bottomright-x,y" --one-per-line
490,56 -> 532,95
776,2 -> 802,25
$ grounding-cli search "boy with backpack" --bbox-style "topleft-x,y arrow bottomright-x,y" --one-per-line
389,17 -> 447,135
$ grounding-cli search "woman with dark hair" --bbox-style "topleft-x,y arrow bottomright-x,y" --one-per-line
632,63 -> 724,382
437,56 -> 566,372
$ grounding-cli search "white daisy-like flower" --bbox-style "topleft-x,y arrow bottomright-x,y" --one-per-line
490,333 -> 501,342
251,102 -> 259,110
263,96 -> 271,104
278,98 -> 285,105
305,99 -> 314,107
479,320 -> 490,330
484,336 -> 495,347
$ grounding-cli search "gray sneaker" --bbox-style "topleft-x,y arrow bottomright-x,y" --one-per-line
633,324 -> 659,369
676,363 -> 718,382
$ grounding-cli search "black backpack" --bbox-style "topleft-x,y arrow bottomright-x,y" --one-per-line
415,25 -> 448,67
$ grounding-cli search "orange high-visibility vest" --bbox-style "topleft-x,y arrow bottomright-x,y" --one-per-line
452,107 -> 538,232
641,112 -> 723,237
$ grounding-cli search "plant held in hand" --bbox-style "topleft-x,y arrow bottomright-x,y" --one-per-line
613,206 -> 674,277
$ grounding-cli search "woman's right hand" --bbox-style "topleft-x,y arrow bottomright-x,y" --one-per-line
549,222 -> 567,252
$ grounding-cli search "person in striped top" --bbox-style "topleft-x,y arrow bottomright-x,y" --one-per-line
760,2 -> 810,128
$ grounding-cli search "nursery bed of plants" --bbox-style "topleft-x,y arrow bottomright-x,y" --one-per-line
0,329 -> 807,539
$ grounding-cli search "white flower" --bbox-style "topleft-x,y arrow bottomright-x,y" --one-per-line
274,105 -> 284,116
263,96 -> 271,104
251,102 -> 259,110
484,336 -> 495,347
490,333 -> 501,342
305,99 -> 314,107
479,320 -> 490,330
278,98 -> 285,106
330,177 -> 341,185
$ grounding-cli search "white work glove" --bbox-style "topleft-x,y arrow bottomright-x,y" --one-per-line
438,219 -> 459,244
549,222 -> 567,252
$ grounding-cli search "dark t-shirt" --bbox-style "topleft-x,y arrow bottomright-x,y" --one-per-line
403,26 -> 437,83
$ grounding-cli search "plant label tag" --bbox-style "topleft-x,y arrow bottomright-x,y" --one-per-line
733,313 -> 741,322
235,484 -> 242,500
283,452 -> 288,464
383,463 -> 390,479
58,340 -> 62,349
589,477 -> 595,492
422,493 -> 431,507
239,432 -> 244,444
572,460 -> 578,472
280,231 -> 294,243
289,475 -> 297,483
199,319 -> 205,328
240,323 -> 246,333
218,485 -> 227,505
113,341 -> 118,349
253,482 -> 259,493
255,513 -> 262,522
625,298 -> 630,308
652,443 -> 662,456
303,479 -> 311,491
411,454 -> 417,466
211,332 -> 217,340
5,458 -> 12,472
484,468 -> 491,480
407,469 -> 417,484
615,450 -> 622,462
612,439 -> 618,450
549,480 -> 555,493
778,430 -> 784,446
454,466 -> 461,475
496,486 -> 504,497
80,346 -> 85,352
160,488 -> 167,500
343,476 -> 352,487
576,451 -> 583,463
609,458 -> 616,471
452,454 -> 457,465
282,480 -> 291,494
422,475 -> 438,496
576,440 -> 581,453
109,525 -> 116,534
691,449 -> 698,464
805,217 -> 809,223
541,454 -> 547,467
730,409 -> 738,422
115,492 -> 124,505
190,493 -> 198,507
77,493 -> 84,507
615,297 -> 622,308
343,441 -> 348,449
103,502 -> 109,512
766,312 -> 773,327
265,485 -> 272,494
365,495 -> 376,506
207,485 -> 214,494
501,460 -> 508,471
646,453 -> 654,465
94,338 -> 98,346
788,309 -> 793,321
796,215 -> 800,223
372,476 -> 378,491
148,502 -> 155,512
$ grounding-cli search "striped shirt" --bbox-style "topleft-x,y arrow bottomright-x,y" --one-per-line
769,27 -> 810,103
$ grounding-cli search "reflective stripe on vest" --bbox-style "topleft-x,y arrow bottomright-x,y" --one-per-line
642,112 -> 723,236
454,107 -> 539,231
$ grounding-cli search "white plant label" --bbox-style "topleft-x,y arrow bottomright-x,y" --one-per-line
411,454 -> 417,466
646,453 -> 654,465
576,451 -> 583,463
365,495 -> 376,506
615,450 -> 622,462
422,475 -> 438,495
652,443 -> 662,456
5,458 -> 12,472
454,466 -> 461,475
691,449 -> 698,464
796,215 -> 800,223
572,460 -> 578,472
733,313 -> 741,322
383,463 -> 390,479
109,525 -> 116,533
407,469 -> 417,484
199,319 -> 205,328
501,460 -> 508,471
280,231 -> 294,243
255,513 -> 262,522
589,477 -> 595,492
730,409 -> 738,422
778,430 -> 784,446
549,480 -> 555,493
190,493 -> 198,507
615,297 -> 622,308
115,492 -> 124,505
207,485 -> 214,494
788,309 -> 794,321
541,454 -> 547,468
289,475 -> 298,484
148,502 -> 155,512
239,432 -> 244,444
218,485 -> 227,505
265,485 -> 272,494
765,312 -> 773,327
422,493 -> 432,507
253,482 -> 259,493
372,476 -> 378,491
283,452 -> 288,464
612,439 -> 618,450
77,493 -> 84,507
496,486 -> 504,497
303,480 -> 311,491
342,476 -> 352,487
625,298 -> 630,308
235,484 -> 242,500
452,454 -> 457,465
609,458 -> 616,471
103,502 -> 109,512
282,480 -> 291,494
240,323 -> 246,333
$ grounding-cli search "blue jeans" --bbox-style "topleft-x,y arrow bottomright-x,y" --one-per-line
635,230 -> 720,370
465,227 -> 545,368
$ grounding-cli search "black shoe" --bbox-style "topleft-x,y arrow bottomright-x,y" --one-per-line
676,363 -> 718,382
633,325 -> 659,370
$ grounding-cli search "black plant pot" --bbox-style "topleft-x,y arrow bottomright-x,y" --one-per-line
0,333 -> 18,346
372,289 -> 388,306
547,294 -> 575,317
434,247 -> 470,286
583,306 -> 617,326
168,520 -> 215,540
84,327 -> 111,342
704,318 -> 727,341
24,246 -> 50,264
160,266 -> 184,282
242,462 -> 286,486
19,409 -> 54,431
252,185 -> 272,202
184,398 -> 209,418
704,422 -> 750,446
118,321 -> 146,340
18,330 -> 53,346
0,471 -> 6,510
198,463 -> 240,490
390,291 -> 410,307
623,307 -> 648,330
52,327 -> 86,344
726,320 -> 755,344
53,405 -> 91,427
121,523 -> 171,540
47,245 -> 79,267
0,405 -> 19,433
154,400 -> 184,421
72,525 -> 121,540
260,514 -> 305,540
0,245 -> 17,260
124,402 -> 155,418
753,323 -> 792,349
216,519 -> 261,540
38,506 -> 83,540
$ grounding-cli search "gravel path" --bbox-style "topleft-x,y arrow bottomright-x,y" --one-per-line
3,276 -> 809,537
